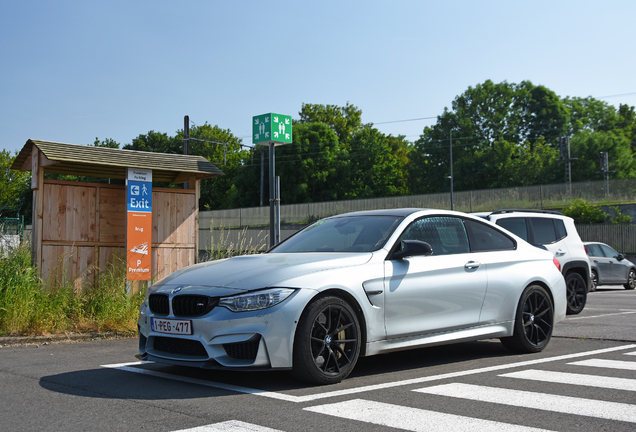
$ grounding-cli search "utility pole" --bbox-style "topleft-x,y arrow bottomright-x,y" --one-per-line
559,136 -> 576,196
449,130 -> 454,210
597,152 -> 613,197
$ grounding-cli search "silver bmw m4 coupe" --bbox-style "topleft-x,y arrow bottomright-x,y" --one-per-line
138,208 -> 566,384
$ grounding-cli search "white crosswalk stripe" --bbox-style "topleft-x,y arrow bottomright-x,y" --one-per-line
304,398 -> 554,432
159,349 -> 636,431
414,383 -> 636,423
172,420 -> 283,432
568,358 -> 636,371
500,369 -> 636,391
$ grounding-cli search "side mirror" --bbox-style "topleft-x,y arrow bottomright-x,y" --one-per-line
393,240 -> 433,260
617,253 -> 625,261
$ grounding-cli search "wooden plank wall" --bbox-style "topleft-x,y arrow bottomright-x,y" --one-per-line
39,179 -> 196,290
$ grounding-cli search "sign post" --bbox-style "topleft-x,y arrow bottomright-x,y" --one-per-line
252,113 -> 292,247
126,168 -> 152,291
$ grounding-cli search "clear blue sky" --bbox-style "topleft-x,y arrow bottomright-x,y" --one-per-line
2,0 -> 635,156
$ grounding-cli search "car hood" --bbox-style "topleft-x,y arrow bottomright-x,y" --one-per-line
151,252 -> 373,295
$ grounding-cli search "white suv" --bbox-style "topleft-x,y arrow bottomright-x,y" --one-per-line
480,210 -> 590,315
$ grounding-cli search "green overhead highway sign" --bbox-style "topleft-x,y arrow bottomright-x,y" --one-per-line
252,113 -> 292,145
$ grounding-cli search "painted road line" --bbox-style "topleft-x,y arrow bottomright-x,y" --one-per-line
415,383 -> 636,423
304,398 -> 554,432
172,421 -> 282,432
500,369 -> 636,391
568,358 -> 636,371
625,352 -> 636,356
100,363 -> 300,402
564,310 -> 636,320
101,344 -> 636,403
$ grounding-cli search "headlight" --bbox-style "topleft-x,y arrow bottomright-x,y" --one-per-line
219,288 -> 295,312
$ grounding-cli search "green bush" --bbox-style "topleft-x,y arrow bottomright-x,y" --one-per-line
562,199 -> 607,224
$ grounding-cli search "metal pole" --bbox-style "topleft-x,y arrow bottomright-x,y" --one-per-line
260,146 -> 265,206
269,143 -> 276,248
450,130 -> 454,211
184,115 -> 189,190
275,176 -> 281,245
567,137 -> 572,196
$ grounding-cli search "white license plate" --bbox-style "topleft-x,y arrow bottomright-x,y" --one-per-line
151,318 -> 192,335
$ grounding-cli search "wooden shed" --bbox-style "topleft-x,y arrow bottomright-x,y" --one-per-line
11,139 -> 223,289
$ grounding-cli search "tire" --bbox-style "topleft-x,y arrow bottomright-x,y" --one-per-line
624,269 -> 636,290
565,272 -> 587,315
291,296 -> 361,385
590,270 -> 598,292
500,285 -> 554,353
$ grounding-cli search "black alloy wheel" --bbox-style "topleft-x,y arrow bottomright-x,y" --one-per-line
625,269 -> 636,290
292,296 -> 361,385
565,272 -> 587,315
501,285 -> 554,353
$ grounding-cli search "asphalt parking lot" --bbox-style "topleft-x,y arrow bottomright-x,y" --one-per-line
1,286 -> 635,432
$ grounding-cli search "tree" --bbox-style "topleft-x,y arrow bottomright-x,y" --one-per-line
275,122 -> 346,203
298,102 -> 363,144
123,131 -> 182,154
295,103 -> 410,200
91,137 -> 120,148
183,123 -> 249,210
570,130 -> 635,181
410,80 -> 571,193
0,150 -> 31,219
344,125 -> 409,198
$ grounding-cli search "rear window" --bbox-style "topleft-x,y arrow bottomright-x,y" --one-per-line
530,218 -> 562,244
585,244 -> 603,257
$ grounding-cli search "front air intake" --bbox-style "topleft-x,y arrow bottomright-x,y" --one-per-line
223,335 -> 261,361
152,336 -> 208,357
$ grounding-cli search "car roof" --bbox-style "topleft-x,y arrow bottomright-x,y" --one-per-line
330,208 -> 428,218
490,209 -> 564,216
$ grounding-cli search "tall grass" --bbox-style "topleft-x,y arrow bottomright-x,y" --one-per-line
206,222 -> 267,261
0,244 -> 143,336
1,226 -> 264,336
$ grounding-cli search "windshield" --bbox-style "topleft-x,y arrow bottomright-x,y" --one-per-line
271,215 -> 404,253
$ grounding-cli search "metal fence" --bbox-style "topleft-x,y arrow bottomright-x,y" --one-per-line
200,178 -> 636,228
0,216 -> 24,256
576,224 -> 636,254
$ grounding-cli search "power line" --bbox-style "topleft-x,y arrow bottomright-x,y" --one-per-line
597,92 -> 636,99
374,116 -> 438,125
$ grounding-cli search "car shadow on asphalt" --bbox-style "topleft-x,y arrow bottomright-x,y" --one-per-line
38,339 -> 526,400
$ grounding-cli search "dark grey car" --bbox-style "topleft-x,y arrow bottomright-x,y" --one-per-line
584,242 -> 636,291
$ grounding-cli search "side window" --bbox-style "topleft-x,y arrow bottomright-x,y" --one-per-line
495,218 -> 528,241
586,244 -> 603,257
465,220 -> 516,252
599,244 -> 619,259
400,216 -> 470,256
530,218 -> 558,244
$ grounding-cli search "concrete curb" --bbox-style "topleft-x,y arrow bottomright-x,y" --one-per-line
0,331 -> 134,346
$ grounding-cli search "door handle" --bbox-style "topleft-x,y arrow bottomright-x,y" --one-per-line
465,261 -> 481,269
555,249 -> 566,256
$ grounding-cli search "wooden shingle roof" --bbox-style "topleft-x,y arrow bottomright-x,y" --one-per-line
11,139 -> 224,183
